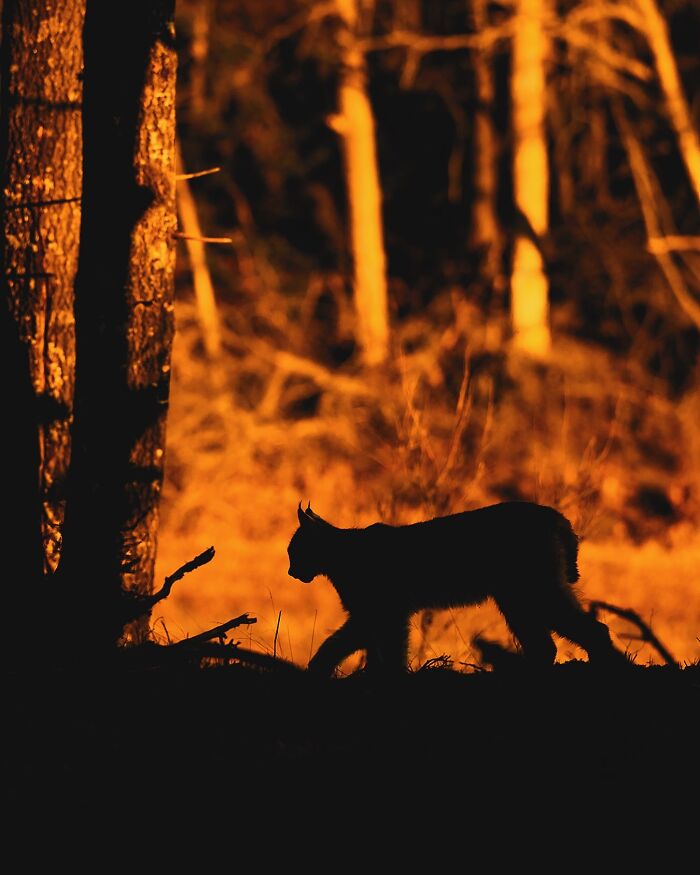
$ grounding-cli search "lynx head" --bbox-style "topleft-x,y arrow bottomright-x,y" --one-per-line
287,502 -> 333,583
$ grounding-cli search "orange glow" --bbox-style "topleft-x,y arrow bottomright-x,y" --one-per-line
150,0 -> 700,672
154,304 -> 700,669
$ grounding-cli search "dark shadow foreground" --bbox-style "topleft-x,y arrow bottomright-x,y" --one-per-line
5,659 -> 699,825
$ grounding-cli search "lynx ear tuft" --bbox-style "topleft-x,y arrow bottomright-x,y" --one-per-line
297,502 -> 307,526
306,505 -> 329,525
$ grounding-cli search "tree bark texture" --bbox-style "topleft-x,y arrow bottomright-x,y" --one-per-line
58,0 -> 177,640
0,0 -> 84,578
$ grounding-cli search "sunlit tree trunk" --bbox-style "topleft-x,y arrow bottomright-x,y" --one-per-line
58,0 -> 177,644
0,0 -> 84,580
635,0 -> 700,205
470,0 -> 503,288
510,0 -> 551,357
333,0 -> 389,366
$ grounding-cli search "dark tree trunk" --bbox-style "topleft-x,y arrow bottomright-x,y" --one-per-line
58,0 -> 177,645
0,0 -> 84,588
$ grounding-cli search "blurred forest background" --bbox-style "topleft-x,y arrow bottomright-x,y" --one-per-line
154,0 -> 700,668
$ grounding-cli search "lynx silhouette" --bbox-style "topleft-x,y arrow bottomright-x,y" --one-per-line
287,501 -> 627,675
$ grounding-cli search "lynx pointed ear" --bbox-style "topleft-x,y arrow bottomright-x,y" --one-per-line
306,505 -> 329,525
297,502 -> 307,526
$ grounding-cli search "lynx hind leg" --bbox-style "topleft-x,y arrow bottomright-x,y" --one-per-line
549,589 -> 627,666
494,596 -> 557,667
308,618 -> 364,677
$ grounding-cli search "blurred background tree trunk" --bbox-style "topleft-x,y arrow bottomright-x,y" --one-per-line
0,0 -> 84,586
510,0 -> 551,358
188,0 -> 210,121
58,0 -> 177,644
469,0 -> 503,293
333,0 -> 389,367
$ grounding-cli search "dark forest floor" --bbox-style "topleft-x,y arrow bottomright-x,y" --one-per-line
5,655 -> 699,845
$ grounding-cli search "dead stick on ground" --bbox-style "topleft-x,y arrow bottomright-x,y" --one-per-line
168,613 -> 257,650
589,600 -> 678,666
147,546 -> 216,608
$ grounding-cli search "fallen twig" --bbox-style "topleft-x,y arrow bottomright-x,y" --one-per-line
589,600 -> 677,667
168,613 -> 256,650
222,645 -> 304,674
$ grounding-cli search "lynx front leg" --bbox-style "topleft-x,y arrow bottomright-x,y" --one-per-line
495,596 -> 557,667
308,618 -> 364,677
365,614 -> 411,675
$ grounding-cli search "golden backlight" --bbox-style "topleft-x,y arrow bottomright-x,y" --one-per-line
153,303 -> 700,669
152,0 -> 700,670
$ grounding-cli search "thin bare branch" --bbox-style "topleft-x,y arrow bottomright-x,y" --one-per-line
580,57 -> 651,105
259,1 -> 337,55
648,236 -> 700,255
360,23 -> 514,55
176,166 -> 221,180
148,546 -> 216,608
589,601 -> 677,666
173,232 -> 234,244
561,26 -> 652,81
564,3 -> 647,34
635,0 -> 700,204
249,339 -> 376,399
614,104 -> 700,329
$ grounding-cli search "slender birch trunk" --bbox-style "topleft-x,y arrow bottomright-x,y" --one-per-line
333,0 -> 389,366
510,0 -> 551,357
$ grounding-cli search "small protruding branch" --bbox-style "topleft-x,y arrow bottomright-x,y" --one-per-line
647,236 -> 700,255
168,613 -> 257,650
147,546 -> 216,609
359,23 -> 513,55
173,231 -> 234,244
176,166 -> 221,180
589,601 -> 678,667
